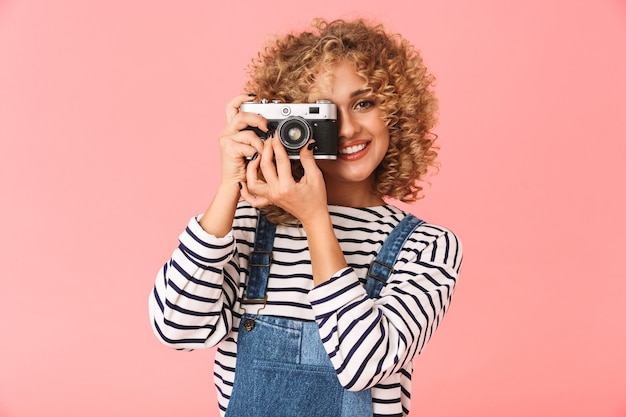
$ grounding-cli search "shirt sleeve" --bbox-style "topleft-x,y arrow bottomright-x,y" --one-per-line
307,224 -> 462,391
148,216 -> 239,350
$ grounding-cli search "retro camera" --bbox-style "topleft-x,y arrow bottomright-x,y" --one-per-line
241,99 -> 338,159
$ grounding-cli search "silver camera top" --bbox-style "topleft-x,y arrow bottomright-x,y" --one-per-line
240,100 -> 337,120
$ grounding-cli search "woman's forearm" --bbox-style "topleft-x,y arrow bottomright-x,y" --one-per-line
302,214 -> 348,286
199,182 -> 241,238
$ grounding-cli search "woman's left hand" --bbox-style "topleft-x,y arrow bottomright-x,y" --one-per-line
240,136 -> 328,225
243,135 -> 349,286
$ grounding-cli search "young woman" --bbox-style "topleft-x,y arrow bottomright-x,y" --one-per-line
149,18 -> 462,417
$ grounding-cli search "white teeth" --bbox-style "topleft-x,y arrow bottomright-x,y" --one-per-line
339,143 -> 367,155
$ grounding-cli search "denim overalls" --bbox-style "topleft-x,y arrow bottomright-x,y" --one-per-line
224,213 -> 423,417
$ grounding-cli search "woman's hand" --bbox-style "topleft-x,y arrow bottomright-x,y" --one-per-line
241,136 -> 349,285
198,94 -> 267,237
217,94 -> 268,187
240,135 -> 329,227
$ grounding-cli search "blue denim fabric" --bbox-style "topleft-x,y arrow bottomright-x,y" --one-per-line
225,212 -> 423,416
365,214 -> 424,298
225,315 -> 372,417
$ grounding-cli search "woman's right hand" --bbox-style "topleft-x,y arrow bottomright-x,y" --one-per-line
217,94 -> 268,187
198,94 -> 267,237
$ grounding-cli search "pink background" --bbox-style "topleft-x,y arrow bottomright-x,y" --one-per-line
1,0 -> 625,416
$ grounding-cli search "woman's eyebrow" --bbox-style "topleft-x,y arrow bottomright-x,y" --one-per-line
349,89 -> 370,98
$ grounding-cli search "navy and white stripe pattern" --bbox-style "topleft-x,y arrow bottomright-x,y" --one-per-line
149,202 -> 462,416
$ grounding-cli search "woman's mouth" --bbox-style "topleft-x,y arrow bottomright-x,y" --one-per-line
338,141 -> 370,160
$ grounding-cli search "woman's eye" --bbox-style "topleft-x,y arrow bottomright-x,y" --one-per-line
354,100 -> 375,111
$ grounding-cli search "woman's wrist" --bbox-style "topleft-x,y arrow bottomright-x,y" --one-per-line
300,210 -> 331,232
199,182 -> 241,237
303,213 -> 348,286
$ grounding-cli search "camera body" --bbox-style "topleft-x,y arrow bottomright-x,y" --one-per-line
241,99 -> 338,159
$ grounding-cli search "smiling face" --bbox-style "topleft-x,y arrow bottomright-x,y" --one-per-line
314,61 -> 390,206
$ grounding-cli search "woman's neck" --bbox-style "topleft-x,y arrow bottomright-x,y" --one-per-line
325,179 -> 385,207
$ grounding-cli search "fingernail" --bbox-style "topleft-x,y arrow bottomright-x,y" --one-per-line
307,141 -> 317,151
250,152 -> 259,161
238,182 -> 242,189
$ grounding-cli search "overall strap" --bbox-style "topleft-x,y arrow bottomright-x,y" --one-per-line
245,212 -> 424,302
364,214 -> 424,298
243,212 -> 276,303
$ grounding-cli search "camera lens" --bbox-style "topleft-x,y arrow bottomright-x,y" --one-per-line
277,117 -> 312,150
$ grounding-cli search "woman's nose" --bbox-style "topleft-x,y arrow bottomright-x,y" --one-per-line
339,112 -> 360,139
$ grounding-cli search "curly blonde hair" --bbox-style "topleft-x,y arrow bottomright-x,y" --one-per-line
244,18 -> 439,224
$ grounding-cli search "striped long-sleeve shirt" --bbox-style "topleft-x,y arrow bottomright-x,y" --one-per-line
149,202 -> 462,416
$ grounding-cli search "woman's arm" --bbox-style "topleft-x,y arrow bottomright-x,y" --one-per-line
149,94 -> 267,349
240,137 -> 346,285
307,224 -> 462,390
149,216 -> 240,350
